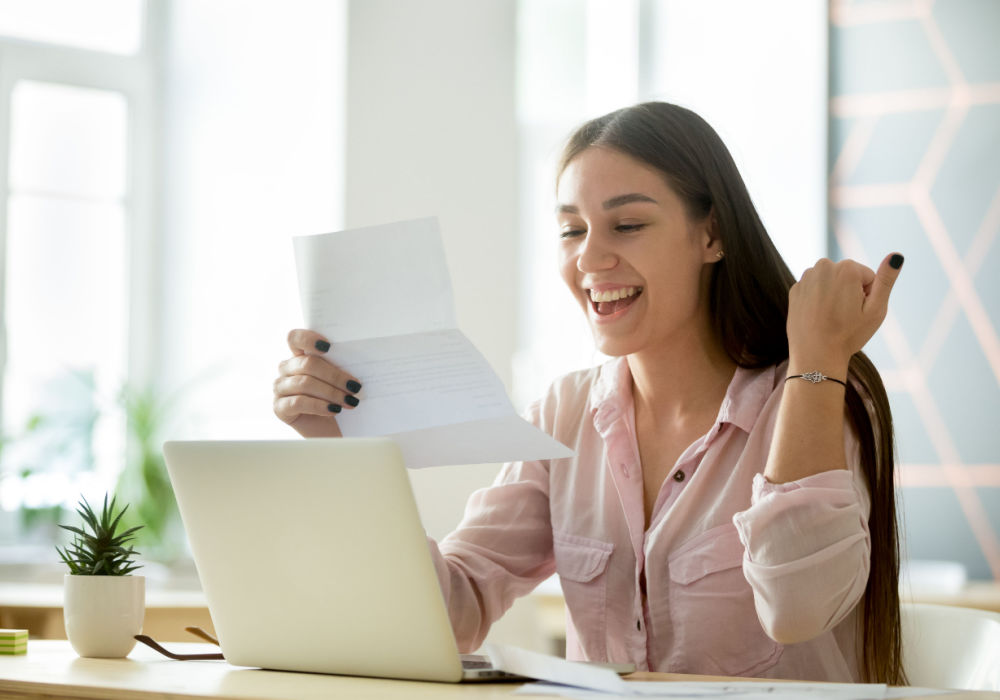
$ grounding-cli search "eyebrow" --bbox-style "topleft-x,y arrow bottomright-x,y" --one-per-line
556,192 -> 658,214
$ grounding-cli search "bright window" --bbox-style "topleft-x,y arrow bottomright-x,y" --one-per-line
1,81 -> 129,516
0,0 -> 144,54
0,9 -> 151,542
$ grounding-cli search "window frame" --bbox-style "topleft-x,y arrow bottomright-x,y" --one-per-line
0,10 -> 161,434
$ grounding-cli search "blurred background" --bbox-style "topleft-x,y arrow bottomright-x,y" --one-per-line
0,0 -> 996,641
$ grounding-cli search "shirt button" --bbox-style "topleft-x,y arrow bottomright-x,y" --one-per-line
673,470 -> 685,482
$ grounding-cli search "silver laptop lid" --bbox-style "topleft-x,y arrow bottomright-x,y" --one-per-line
163,438 -> 465,682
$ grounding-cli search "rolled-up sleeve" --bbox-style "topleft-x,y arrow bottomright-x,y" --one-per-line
732,459 -> 871,645
426,396 -> 558,651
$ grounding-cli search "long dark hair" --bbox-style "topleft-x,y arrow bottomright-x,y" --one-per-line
559,102 -> 903,685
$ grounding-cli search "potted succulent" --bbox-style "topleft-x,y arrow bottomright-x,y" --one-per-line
56,495 -> 145,658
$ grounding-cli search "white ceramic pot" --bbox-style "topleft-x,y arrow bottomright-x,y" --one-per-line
64,574 -> 145,658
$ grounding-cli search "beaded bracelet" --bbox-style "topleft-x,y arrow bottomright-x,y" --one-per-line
785,371 -> 847,388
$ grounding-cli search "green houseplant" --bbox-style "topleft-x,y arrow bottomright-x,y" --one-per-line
57,496 -> 146,658
6,373 -> 183,561
114,384 -> 182,561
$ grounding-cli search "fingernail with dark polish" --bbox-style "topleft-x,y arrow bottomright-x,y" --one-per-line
889,253 -> 904,270
344,395 -> 359,407
315,340 -> 331,353
346,380 -> 362,393
327,403 -> 341,413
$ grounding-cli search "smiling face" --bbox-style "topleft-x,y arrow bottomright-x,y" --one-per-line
556,146 -> 722,358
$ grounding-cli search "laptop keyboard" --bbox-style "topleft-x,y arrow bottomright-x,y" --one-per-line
460,654 -> 494,670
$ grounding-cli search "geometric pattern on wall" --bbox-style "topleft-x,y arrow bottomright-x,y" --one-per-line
829,0 -> 1000,579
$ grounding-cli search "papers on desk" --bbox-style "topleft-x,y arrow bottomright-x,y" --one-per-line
514,683 -> 946,699
485,644 -> 947,699
293,217 -> 574,469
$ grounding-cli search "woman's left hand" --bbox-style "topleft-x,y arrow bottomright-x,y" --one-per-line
787,252 -> 903,371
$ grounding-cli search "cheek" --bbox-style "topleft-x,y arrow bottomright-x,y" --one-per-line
558,247 -> 578,293
558,250 -> 590,313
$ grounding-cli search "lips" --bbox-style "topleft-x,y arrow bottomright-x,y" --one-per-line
587,286 -> 643,316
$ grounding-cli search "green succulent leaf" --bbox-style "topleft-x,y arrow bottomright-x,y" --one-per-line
54,494 -> 144,576
57,524 -> 87,538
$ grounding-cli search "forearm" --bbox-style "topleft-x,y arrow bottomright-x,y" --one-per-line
764,355 -> 849,484
427,463 -> 556,651
427,536 -> 493,651
771,252 -> 902,483
431,529 -> 555,652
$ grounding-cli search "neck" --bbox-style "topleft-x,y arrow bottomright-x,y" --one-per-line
626,319 -> 737,424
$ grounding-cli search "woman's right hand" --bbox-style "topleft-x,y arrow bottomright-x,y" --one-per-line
273,329 -> 363,438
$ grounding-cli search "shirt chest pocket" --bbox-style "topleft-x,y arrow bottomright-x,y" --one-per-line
667,523 -> 782,677
553,532 -> 613,659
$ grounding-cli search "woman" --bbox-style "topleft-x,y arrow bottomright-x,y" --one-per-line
273,102 -> 905,684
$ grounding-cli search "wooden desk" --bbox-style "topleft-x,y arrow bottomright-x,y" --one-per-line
903,582 -> 1000,615
0,641 -> 996,699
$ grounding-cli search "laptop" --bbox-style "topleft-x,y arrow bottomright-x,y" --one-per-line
163,438 -> 525,682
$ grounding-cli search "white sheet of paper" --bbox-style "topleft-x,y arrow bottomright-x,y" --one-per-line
515,679 -> 901,699
485,643 -> 630,695
293,218 -> 574,469
295,217 -> 456,342
489,644 -> 932,700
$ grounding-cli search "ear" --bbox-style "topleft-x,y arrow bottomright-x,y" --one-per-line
700,210 -> 723,263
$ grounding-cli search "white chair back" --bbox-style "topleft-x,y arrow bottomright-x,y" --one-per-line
901,602 -> 1000,691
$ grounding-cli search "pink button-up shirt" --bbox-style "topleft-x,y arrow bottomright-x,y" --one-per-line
428,357 -> 871,681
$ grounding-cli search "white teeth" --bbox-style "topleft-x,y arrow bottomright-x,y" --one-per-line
589,286 -> 639,303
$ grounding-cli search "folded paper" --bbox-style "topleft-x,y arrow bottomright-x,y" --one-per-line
293,217 -> 573,468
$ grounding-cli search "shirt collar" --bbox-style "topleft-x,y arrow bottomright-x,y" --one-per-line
716,363 -> 778,435
588,357 -> 779,437
589,357 -> 632,437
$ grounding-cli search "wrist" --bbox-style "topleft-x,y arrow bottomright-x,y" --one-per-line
785,371 -> 848,388
787,350 -> 850,382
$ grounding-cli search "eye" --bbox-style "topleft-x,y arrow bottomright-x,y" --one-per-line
559,228 -> 586,239
615,223 -> 646,233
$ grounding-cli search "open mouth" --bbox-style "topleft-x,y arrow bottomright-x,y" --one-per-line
588,286 -> 643,316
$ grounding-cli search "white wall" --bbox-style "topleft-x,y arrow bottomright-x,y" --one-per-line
343,0 -> 519,540
158,0 -> 347,440
644,0 -> 828,278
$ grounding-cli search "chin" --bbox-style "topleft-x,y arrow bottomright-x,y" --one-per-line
591,335 -> 639,358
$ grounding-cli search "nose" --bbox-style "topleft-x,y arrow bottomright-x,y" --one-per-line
576,230 -> 617,273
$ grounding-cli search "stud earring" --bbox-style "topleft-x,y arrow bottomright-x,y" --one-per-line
716,250 -> 725,259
